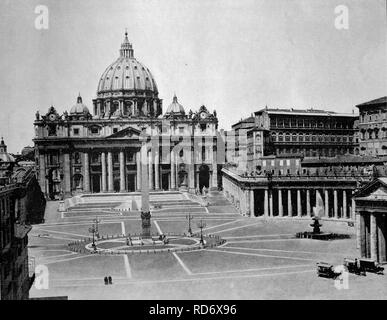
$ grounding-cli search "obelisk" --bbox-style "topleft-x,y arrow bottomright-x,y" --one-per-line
140,142 -> 151,238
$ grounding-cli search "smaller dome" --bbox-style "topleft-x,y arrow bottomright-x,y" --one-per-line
165,95 -> 185,116
0,137 -> 15,163
70,94 -> 90,114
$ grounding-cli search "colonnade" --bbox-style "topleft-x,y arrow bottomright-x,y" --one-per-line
222,176 -> 356,220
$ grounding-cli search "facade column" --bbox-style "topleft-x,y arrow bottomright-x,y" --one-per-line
84,152 -> 90,193
188,147 -> 195,191
107,151 -> 114,192
264,189 -> 269,217
324,189 -> 329,217
370,213 -> 378,261
334,190 -> 338,219
278,189 -> 283,217
136,151 -> 141,191
148,151 -> 154,190
119,150 -> 125,192
269,189 -> 273,217
250,190 -> 255,217
154,148 -> 160,190
101,152 -> 107,192
343,190 -> 347,219
212,150 -> 218,190
287,189 -> 292,217
170,151 -> 176,189
297,189 -> 301,217
63,153 -> 71,196
39,154 -> 47,196
306,189 -> 311,217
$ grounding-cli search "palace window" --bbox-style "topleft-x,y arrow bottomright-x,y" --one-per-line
73,128 -> 80,136
285,133 -> 290,142
299,134 -> 304,142
91,127 -> 99,134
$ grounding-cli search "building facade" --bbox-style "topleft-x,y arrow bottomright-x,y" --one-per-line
253,107 -> 359,158
0,167 -> 40,300
34,33 -> 219,200
356,96 -> 387,157
354,178 -> 387,264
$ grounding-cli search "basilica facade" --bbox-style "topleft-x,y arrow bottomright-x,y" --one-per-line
34,32 -> 219,199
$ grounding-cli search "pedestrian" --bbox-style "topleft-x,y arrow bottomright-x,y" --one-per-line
108,276 -> 112,285
104,276 -> 108,285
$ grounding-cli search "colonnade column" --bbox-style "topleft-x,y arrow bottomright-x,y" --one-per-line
351,197 -> 356,220
136,151 -> 141,191
107,151 -> 113,192
245,190 -> 250,216
154,148 -> 160,190
278,189 -> 283,217
250,190 -> 255,217
287,189 -> 292,217
306,189 -> 311,217
370,213 -> 378,261
334,190 -> 338,219
264,189 -> 269,217
101,152 -> 107,192
119,150 -> 125,192
269,190 -> 273,217
324,190 -> 329,217
343,190 -> 347,219
297,189 -> 301,217
84,152 -> 90,193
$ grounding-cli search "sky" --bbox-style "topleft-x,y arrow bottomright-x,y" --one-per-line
0,0 -> 386,153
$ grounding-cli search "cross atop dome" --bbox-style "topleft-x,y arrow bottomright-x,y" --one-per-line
120,30 -> 134,58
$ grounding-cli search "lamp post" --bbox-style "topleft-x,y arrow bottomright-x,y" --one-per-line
197,219 -> 206,245
186,212 -> 193,236
93,216 -> 101,239
88,224 -> 97,251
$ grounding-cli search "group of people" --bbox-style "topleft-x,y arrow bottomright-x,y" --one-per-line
104,276 -> 113,285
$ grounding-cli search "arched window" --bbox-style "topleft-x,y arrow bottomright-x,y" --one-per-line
114,76 -> 119,89
124,76 -> 130,89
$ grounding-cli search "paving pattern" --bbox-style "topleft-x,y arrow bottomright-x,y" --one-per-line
28,193 -> 387,300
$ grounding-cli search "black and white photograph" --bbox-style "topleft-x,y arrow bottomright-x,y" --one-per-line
0,0 -> 386,306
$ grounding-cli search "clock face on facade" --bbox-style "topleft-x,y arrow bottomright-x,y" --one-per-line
48,113 -> 57,121
200,112 -> 207,119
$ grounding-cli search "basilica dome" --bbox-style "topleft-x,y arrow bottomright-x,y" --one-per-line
97,32 -> 158,96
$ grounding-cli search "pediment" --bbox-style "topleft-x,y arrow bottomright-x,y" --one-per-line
106,127 -> 141,139
354,178 -> 387,200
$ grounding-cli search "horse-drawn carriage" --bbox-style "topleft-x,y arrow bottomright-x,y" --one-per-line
316,262 -> 342,279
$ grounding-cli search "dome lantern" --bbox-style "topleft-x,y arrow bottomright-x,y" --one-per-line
119,30 -> 134,58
